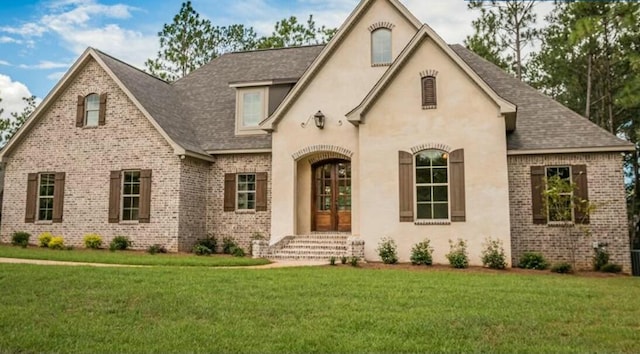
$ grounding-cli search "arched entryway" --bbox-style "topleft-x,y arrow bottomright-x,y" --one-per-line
312,159 -> 351,232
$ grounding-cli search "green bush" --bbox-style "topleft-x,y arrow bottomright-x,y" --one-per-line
446,239 -> 469,269
194,237 -> 217,254
481,237 -> 507,270
600,263 -> 622,273
83,234 -> 103,249
592,246 -> 610,271
551,262 -> 572,274
377,237 -> 398,264
341,256 -> 348,265
231,246 -> 246,258
38,232 -> 53,248
147,244 -> 167,255
48,236 -> 65,250
222,237 -> 238,254
329,256 -> 336,266
350,257 -> 359,267
193,244 -> 212,256
410,239 -> 434,266
110,236 -> 132,251
518,252 -> 549,270
11,232 -> 31,248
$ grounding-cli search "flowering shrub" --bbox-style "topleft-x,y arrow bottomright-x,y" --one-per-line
83,234 -> 103,249
38,232 -> 53,248
48,236 -> 65,250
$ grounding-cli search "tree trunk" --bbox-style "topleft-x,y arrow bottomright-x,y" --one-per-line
585,54 -> 592,120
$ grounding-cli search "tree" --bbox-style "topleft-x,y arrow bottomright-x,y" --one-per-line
465,0 -> 538,80
0,95 -> 37,146
257,15 -> 336,49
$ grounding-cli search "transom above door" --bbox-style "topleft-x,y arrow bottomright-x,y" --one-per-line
313,160 -> 351,232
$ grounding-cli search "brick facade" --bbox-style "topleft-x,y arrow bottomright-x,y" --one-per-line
508,153 -> 631,271
207,153 -> 272,252
178,157 -> 211,251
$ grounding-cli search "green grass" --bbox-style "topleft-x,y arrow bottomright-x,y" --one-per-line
0,244 -> 270,267
0,265 -> 638,353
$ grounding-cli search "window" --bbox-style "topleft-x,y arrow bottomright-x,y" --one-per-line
85,93 -> 100,126
371,28 -> 392,65
237,174 -> 256,210
37,173 -> 55,221
121,171 -> 141,221
421,76 -> 437,109
415,150 -> 449,220
546,166 -> 573,222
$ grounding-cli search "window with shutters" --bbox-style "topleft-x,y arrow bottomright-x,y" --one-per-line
122,170 -> 141,221
415,150 -> 449,220
421,76 -> 437,109
37,173 -> 55,221
84,93 -> 100,126
545,166 -> 573,222
371,28 -> 392,65
237,173 -> 256,210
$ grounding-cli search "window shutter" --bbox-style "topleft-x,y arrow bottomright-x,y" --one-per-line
422,76 -> 437,108
256,172 -> 268,212
531,166 -> 547,225
52,172 -> 65,223
398,151 -> 414,222
224,173 -> 236,212
139,169 -> 152,223
76,95 -> 85,127
449,149 -> 466,222
109,171 -> 121,223
98,93 -> 107,126
572,165 -> 589,224
25,173 -> 38,223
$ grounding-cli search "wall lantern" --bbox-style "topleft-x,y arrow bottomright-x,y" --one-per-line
313,110 -> 325,129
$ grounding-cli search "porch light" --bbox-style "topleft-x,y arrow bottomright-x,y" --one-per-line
314,110 -> 325,129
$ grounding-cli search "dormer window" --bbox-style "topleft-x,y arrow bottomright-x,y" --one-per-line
371,28 -> 392,65
234,86 -> 269,135
85,93 -> 100,126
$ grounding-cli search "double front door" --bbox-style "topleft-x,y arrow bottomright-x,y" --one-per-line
313,160 -> 351,232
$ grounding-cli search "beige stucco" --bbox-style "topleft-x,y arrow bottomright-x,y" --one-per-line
269,0 -> 419,243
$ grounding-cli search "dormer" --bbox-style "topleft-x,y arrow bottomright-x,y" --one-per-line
230,79 -> 296,136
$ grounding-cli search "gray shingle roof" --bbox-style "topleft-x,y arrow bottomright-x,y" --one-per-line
94,49 -> 207,155
173,45 -> 324,152
450,44 -> 633,151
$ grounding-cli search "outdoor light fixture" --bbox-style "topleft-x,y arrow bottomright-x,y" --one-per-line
301,110 -> 326,129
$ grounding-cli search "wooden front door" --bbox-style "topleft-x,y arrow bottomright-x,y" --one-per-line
313,160 -> 351,232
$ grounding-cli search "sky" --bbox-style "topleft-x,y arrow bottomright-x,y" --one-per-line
0,0 -> 555,117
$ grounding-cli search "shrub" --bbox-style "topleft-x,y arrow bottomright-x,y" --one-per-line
38,232 -> 53,248
193,244 -> 212,256
410,239 -> 434,266
329,256 -> 336,266
481,237 -> 507,270
110,236 -> 132,251
350,257 -> 359,267
518,252 -> 549,270
446,239 -> 469,269
48,236 -> 65,250
194,237 -> 217,254
147,244 -> 167,255
551,262 -> 572,274
377,237 -> 398,264
83,234 -> 103,249
592,245 -> 610,271
11,232 -> 31,248
231,246 -> 246,257
341,256 -> 348,265
222,237 -> 238,254
600,263 -> 623,273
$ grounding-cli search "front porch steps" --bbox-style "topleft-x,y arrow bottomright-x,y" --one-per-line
268,233 -> 350,261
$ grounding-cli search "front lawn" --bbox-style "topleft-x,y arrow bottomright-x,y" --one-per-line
0,244 -> 270,267
0,264 -> 638,353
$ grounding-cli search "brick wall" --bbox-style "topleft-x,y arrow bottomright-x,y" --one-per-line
207,153 -> 271,252
178,157 -> 211,251
1,58 -> 183,251
508,153 -> 631,271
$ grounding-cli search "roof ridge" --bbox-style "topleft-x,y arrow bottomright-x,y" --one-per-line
91,47 -> 171,85
223,44 -> 326,56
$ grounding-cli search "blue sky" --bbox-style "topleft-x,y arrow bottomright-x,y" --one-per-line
0,0 -> 553,116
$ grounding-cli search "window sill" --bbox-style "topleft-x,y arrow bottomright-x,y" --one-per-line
119,221 -> 140,225
414,220 -> 450,226
35,220 -> 53,225
422,106 -> 437,110
235,209 -> 256,214
82,126 -> 99,129
547,221 -> 574,227
371,62 -> 391,67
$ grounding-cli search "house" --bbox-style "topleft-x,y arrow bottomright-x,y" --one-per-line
0,0 -> 633,270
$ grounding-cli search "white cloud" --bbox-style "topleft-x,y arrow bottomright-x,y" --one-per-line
47,72 -> 66,81
0,23 -> 48,37
0,60 -> 9,66
0,36 -> 20,44
0,74 -> 34,118
19,60 -> 71,70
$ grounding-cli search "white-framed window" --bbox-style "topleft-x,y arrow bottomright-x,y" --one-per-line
37,173 -> 55,221
85,93 -> 100,127
415,150 -> 449,220
235,87 -> 268,135
122,170 -> 141,221
371,28 -> 392,65
546,166 -> 573,222
237,173 -> 256,210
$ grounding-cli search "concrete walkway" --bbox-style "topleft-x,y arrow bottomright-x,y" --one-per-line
0,257 -> 326,269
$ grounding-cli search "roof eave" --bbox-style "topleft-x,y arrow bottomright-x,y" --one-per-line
507,145 -> 635,155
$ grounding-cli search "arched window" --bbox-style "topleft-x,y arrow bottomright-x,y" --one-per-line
415,150 -> 449,220
84,93 -> 100,127
371,28 -> 392,65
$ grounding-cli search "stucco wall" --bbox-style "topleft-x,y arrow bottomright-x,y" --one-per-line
0,59 -> 183,250
508,153 -> 631,271
358,37 -> 512,265
178,156 -> 211,251
207,153 -> 271,252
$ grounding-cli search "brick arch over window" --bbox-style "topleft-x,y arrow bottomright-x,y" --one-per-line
292,145 -> 354,161
410,143 -> 452,155
367,21 -> 396,32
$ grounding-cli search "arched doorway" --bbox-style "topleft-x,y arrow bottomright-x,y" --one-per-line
312,159 -> 351,232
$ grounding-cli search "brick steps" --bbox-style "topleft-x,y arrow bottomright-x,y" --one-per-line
268,233 -> 350,261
